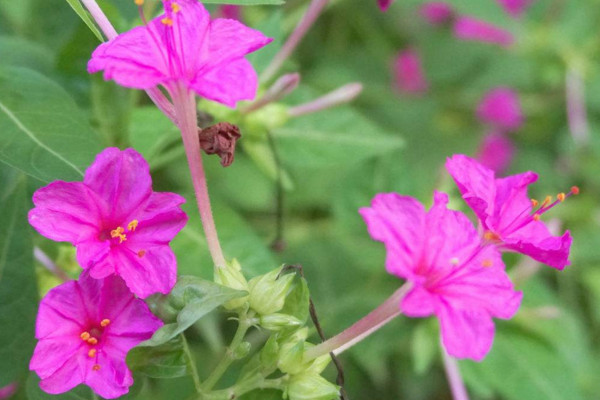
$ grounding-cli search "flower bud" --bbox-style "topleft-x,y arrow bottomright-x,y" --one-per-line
260,313 -> 303,331
287,373 -> 340,400
248,268 -> 295,315
233,341 -> 252,360
214,259 -> 249,310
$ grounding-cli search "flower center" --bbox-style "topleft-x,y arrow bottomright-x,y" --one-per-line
80,319 -> 111,371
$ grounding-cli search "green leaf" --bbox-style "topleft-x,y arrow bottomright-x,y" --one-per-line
280,276 -> 310,324
0,67 -> 102,182
26,373 -> 92,400
0,167 -> 38,386
141,276 -> 247,347
410,321 -> 438,375
63,0 -> 104,42
0,36 -> 54,73
129,107 -> 179,164
127,337 -> 189,379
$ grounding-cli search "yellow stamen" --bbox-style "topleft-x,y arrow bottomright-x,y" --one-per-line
482,259 -> 493,268
137,250 -> 146,258
541,195 -> 552,207
171,2 -> 181,12
483,231 -> 500,241
110,227 -> 127,243
88,349 -> 97,358
134,0 -> 144,5
450,257 -> 459,266
533,214 -> 541,221
530,198 -> 539,208
571,186 -> 580,195
80,332 -> 91,341
161,17 -> 173,26
100,319 -> 111,327
557,192 -> 566,202
92,364 -> 101,371
127,220 -> 139,232
87,337 -> 98,345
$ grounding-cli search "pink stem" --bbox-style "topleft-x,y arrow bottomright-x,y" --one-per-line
566,68 -> 589,147
171,84 -> 226,269
79,0 -> 177,124
303,282 -> 412,361
260,0 -> 329,82
287,83 -> 363,117
442,347 -> 470,400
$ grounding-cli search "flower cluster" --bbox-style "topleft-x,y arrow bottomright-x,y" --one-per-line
361,154 -> 573,360
29,148 -> 187,397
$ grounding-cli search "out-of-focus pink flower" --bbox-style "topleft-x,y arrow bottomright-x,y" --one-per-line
360,191 -> 522,361
378,0 -> 394,12
394,49 -> 428,94
216,5 -> 242,21
497,0 -> 534,17
420,2 -> 454,25
30,273 -> 163,398
0,383 -> 16,399
446,154 -> 574,270
476,132 -> 515,174
453,16 -> 514,47
29,148 -> 188,298
477,87 -> 523,132
88,0 -> 272,108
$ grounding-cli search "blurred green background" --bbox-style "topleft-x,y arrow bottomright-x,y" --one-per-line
1,0 -> 600,399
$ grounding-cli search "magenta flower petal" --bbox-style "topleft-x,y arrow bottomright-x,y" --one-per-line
477,87 -> 523,132
377,0 -> 394,12
114,246 -> 177,298
498,0 -> 534,17
362,191 -> 521,360
127,193 -> 187,246
453,16 -> 514,47
216,5 -> 243,21
446,154 -> 573,269
420,2 -> 454,25
476,132 -> 515,174
207,18 -> 273,67
393,49 -> 428,94
28,181 -> 102,244
30,273 -> 162,397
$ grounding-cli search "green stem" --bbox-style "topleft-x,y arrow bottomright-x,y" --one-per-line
200,312 -> 253,391
206,378 -> 285,400
181,333 -> 204,394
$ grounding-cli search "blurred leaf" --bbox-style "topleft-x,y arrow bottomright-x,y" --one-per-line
0,36 -> 54,73
64,0 -> 104,42
141,276 -> 247,347
0,67 -> 102,182
26,373 -> 93,400
410,321 -> 438,375
0,167 -> 37,386
129,107 -> 179,164
127,337 -> 189,379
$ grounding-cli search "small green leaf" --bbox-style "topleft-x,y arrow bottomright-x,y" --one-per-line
0,167 -> 38,386
26,373 -> 93,400
0,67 -> 102,182
141,276 -> 247,347
280,276 -> 310,324
64,0 -> 104,42
127,337 -> 189,379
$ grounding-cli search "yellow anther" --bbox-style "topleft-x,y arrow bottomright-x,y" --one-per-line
88,349 -> 97,358
161,17 -> 173,26
533,214 -> 541,221
530,199 -> 539,208
137,250 -> 146,258
557,193 -> 566,202
482,259 -> 493,268
134,0 -> 144,5
450,257 -> 459,266
127,220 -> 139,232
571,186 -> 580,195
92,364 -> 101,371
483,231 -> 500,241
541,195 -> 552,207
171,2 -> 181,12
100,319 -> 111,327
80,332 -> 91,341
87,337 -> 98,345
110,227 -> 127,243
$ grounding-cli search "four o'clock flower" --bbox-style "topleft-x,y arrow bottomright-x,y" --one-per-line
30,273 -> 163,398
28,147 -> 187,298
497,0 -> 534,18
87,0 -> 272,108
446,154 -> 574,270
477,87 -> 523,132
394,49 -> 428,94
420,2 -> 454,25
360,191 -> 522,361
476,131 -> 515,174
378,0 -> 394,12
453,16 -> 514,47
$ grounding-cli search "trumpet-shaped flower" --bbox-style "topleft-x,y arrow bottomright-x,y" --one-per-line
453,16 -> 514,47
476,131 -> 515,174
360,191 -> 521,361
29,148 -> 187,298
30,273 -> 163,398
477,87 -> 523,132
446,154 -> 573,270
88,0 -> 272,107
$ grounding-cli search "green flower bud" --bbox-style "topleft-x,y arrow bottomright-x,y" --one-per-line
260,313 -> 303,331
233,341 -> 252,360
287,373 -> 340,400
248,268 -> 295,315
214,259 -> 249,310
243,103 -> 289,139
278,341 -> 306,375
259,334 -> 280,374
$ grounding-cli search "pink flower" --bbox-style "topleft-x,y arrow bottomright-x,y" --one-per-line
420,2 -> 454,25
476,132 -> 515,174
497,0 -> 534,17
446,154 -> 574,270
216,5 -> 242,21
87,0 -> 272,108
360,191 -> 521,361
394,49 -> 428,94
0,383 -> 17,399
30,273 -> 163,398
28,148 -> 187,298
477,87 -> 523,132
378,0 -> 394,12
453,16 -> 514,47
